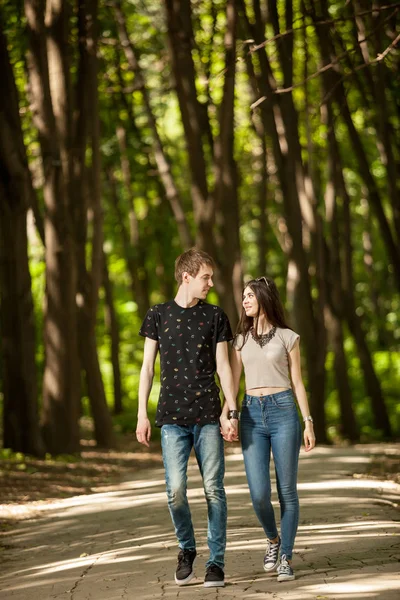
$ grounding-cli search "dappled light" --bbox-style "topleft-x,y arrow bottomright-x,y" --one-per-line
1,446 -> 399,599
1,3 -> 400,600
300,574 -> 400,597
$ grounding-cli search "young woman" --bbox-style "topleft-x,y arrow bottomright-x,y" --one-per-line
230,276 -> 316,582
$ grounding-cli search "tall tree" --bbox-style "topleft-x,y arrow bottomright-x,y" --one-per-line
214,0 -> 243,320
309,0 -> 400,291
73,0 -> 115,447
0,21 -> 44,456
102,251 -> 123,415
25,0 -> 80,453
165,0 -> 243,326
238,0 -> 328,440
113,0 -> 193,252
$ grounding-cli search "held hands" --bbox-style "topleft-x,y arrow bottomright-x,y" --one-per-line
136,416 -> 151,447
220,415 -> 239,442
304,422 -> 316,452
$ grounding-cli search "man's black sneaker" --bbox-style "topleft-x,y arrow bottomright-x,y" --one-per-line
174,549 -> 196,585
204,564 -> 225,588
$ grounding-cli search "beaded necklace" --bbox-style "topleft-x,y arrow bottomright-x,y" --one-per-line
250,326 -> 277,348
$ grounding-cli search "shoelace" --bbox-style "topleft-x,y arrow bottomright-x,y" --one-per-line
278,555 -> 292,574
264,541 -> 279,563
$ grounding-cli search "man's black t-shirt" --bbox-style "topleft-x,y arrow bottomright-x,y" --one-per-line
139,300 -> 233,427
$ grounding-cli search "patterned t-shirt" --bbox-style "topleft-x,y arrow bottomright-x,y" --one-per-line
139,300 -> 233,427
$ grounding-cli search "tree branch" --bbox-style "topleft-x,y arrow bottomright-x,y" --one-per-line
249,9 -> 399,110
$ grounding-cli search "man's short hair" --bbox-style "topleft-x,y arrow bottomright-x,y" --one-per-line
174,248 -> 215,283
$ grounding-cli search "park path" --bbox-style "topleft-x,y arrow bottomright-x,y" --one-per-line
1,445 -> 400,600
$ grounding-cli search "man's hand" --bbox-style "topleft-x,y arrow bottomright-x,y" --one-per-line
136,416 -> 152,447
220,416 -> 239,442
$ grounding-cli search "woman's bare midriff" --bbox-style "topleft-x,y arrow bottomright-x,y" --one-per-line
246,386 -> 290,396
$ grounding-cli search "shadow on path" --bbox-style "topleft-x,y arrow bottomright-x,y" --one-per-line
0,445 -> 399,599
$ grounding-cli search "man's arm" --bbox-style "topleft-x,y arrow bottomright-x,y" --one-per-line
136,337 -> 159,447
230,346 -> 243,399
216,341 -> 238,441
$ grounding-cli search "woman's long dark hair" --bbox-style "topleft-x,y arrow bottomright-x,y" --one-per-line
233,277 -> 291,350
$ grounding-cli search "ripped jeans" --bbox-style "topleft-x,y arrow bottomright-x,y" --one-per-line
161,423 -> 226,568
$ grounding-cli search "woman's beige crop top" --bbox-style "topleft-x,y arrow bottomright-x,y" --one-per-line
233,327 -> 299,389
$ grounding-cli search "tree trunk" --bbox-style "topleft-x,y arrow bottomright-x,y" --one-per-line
165,0 -> 243,325
351,2 -> 400,242
238,0 -> 328,440
109,53 -> 191,254
164,0 -> 217,256
25,0 -> 80,454
325,307 -> 359,441
214,0 -> 242,327
342,189 -> 392,438
256,136 -> 268,277
77,319 -> 113,446
361,197 -> 388,347
103,251 -> 123,415
116,123 -> 150,319
107,167 -> 150,315
319,32 -> 359,443
310,0 -> 392,438
332,320 -> 359,441
76,0 -> 115,448
309,0 -> 400,290
0,186 -> 44,456
114,0 -> 193,251
242,40 -> 273,276
0,24 -> 44,454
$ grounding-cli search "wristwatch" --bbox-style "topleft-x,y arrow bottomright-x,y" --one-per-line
303,415 -> 313,423
228,410 -> 239,420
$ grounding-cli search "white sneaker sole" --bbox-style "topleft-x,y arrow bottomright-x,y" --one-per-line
277,574 -> 295,582
204,581 -> 225,587
263,562 -> 279,574
175,570 -> 195,586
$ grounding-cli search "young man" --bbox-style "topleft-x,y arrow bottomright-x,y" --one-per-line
136,249 -> 238,588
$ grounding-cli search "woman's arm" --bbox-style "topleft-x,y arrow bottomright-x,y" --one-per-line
289,341 -> 316,452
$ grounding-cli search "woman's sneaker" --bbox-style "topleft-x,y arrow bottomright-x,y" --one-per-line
204,564 -> 225,587
174,549 -> 196,585
263,537 -> 281,573
277,554 -> 295,582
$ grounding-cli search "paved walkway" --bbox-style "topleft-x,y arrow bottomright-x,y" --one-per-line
1,445 -> 400,600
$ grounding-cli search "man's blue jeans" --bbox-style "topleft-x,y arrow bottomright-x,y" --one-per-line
240,390 -> 301,559
161,423 -> 226,568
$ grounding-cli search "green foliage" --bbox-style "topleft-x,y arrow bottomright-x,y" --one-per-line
325,346 -> 400,441
0,448 -> 80,466
1,0 -> 399,452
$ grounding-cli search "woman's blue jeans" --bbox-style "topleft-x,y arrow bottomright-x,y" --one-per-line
161,423 -> 226,568
240,390 -> 301,559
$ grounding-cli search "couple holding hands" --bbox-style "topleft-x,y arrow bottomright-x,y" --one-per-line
136,248 -> 316,588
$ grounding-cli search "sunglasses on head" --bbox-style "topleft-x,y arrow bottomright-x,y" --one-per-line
245,276 -> 269,287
